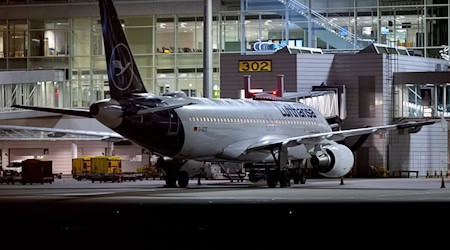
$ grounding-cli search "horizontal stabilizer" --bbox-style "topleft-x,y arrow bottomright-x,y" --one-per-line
0,125 -> 124,141
12,105 -> 92,118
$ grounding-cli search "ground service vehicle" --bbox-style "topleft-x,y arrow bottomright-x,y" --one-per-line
0,170 -> 21,184
120,172 -> 145,182
137,165 -> 162,180
73,156 -> 144,182
89,156 -> 122,183
72,156 -> 93,181
21,158 -> 54,185
0,162 -> 22,184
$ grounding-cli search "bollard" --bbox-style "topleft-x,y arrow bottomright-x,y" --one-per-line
441,176 -> 446,188
340,176 -> 344,185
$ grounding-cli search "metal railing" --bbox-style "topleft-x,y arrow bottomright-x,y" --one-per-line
278,0 -> 368,48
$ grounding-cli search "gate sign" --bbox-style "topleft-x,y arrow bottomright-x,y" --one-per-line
238,60 -> 272,72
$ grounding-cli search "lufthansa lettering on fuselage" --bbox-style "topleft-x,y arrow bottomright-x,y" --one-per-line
275,105 -> 317,118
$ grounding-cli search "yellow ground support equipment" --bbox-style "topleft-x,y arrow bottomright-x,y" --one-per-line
72,156 -> 93,181
90,156 -> 122,183
137,165 -> 161,180
73,155 -> 143,183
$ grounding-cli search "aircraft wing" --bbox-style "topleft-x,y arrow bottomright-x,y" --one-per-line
246,120 -> 437,153
12,104 -> 92,118
0,125 -> 124,142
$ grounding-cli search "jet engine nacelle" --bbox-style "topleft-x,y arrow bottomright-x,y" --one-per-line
309,144 -> 354,178
90,99 -> 123,128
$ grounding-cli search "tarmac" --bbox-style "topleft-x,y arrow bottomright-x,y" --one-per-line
1,177 -> 449,249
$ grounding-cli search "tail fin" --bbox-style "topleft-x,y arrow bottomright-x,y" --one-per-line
99,0 -> 149,100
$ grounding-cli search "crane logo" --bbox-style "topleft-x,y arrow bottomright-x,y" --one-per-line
109,43 -> 134,91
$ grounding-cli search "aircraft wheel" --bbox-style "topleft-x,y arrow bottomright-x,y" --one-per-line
165,173 -> 177,188
248,170 -> 260,183
266,170 -> 278,188
177,171 -> 189,188
300,174 -> 306,184
279,170 -> 290,188
292,169 -> 300,184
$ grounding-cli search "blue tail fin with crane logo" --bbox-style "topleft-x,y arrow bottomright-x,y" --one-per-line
99,0 -> 149,100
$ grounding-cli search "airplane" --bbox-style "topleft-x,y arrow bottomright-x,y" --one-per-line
4,0 -> 437,188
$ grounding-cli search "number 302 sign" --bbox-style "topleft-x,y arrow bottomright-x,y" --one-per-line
238,60 -> 272,72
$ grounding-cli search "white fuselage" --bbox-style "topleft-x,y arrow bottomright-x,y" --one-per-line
171,97 -> 332,162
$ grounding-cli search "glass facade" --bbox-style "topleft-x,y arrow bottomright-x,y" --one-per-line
394,83 -> 450,118
246,0 -> 448,56
0,0 -> 449,111
0,13 -> 224,110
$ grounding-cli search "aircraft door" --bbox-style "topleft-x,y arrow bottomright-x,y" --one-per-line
167,110 -> 180,135
265,114 -> 275,132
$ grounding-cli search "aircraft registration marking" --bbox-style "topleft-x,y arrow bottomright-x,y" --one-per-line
194,127 -> 207,132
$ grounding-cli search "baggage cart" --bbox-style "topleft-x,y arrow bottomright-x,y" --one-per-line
21,158 -> 54,185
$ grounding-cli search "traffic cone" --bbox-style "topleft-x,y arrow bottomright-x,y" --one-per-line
441,176 -> 445,188
340,176 -> 344,185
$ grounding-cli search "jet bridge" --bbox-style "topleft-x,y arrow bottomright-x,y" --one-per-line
244,75 -> 347,127
283,85 -> 347,128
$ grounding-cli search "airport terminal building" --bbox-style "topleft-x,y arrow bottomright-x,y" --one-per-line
0,0 -> 449,177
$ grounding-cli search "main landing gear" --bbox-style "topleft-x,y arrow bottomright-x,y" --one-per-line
266,145 -> 307,188
157,157 -> 190,188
